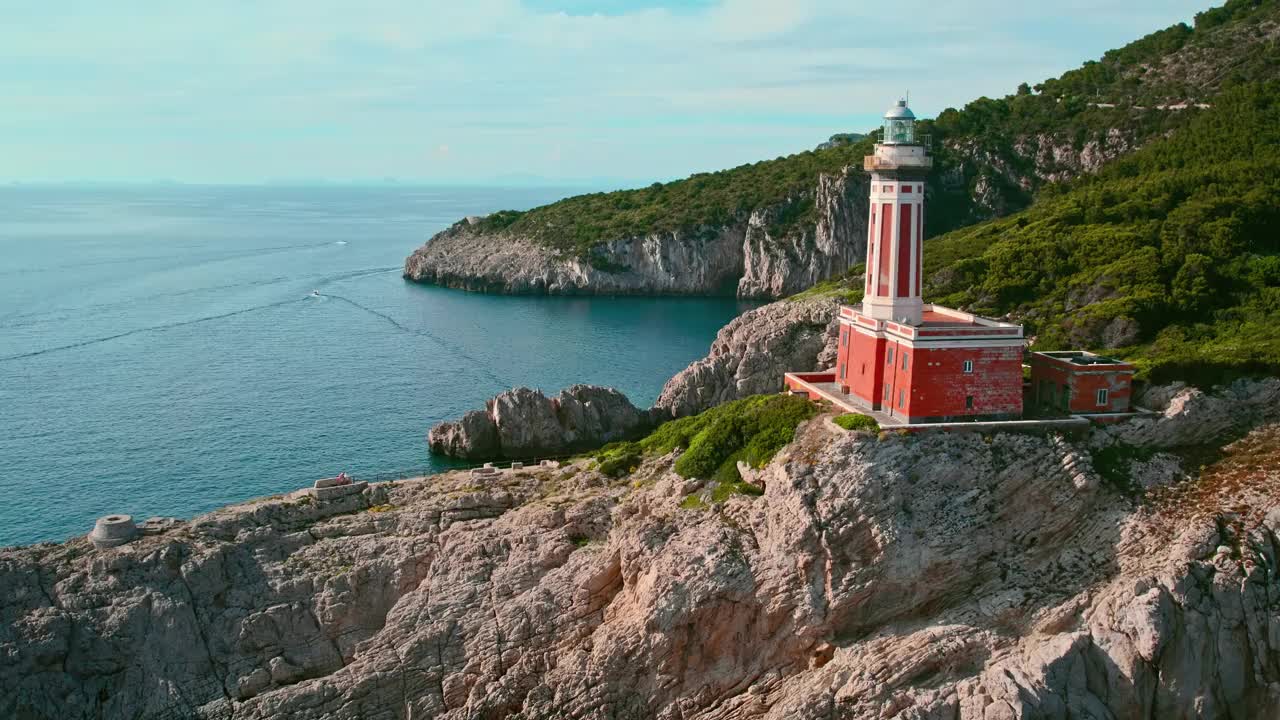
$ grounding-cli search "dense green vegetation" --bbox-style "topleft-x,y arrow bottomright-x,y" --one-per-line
925,0 -> 1279,230
800,80 -> 1280,386
594,394 -> 817,490
923,82 -> 1280,385
471,0 -> 1278,259
833,413 -> 879,432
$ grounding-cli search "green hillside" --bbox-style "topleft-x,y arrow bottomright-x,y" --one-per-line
931,82 -> 1280,385
804,81 -> 1280,386
475,0 -> 1279,257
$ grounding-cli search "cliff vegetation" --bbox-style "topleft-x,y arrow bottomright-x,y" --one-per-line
595,394 -> 817,485
792,77 -> 1280,388
926,81 -> 1280,385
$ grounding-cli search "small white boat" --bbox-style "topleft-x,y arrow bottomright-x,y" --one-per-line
310,290 -> 320,297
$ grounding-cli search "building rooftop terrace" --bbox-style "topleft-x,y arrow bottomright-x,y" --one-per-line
1036,350 -> 1132,367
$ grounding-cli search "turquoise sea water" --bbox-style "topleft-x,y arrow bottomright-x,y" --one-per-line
0,185 -> 749,546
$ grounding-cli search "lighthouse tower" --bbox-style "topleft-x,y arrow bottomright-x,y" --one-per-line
862,100 -> 930,326
822,97 -> 1026,422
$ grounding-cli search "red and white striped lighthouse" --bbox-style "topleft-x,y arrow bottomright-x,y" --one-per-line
862,100 -> 931,326
823,98 -> 1026,422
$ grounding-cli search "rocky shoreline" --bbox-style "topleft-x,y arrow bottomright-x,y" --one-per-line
427,385 -> 656,460
403,170 -> 870,300
4,380 -> 1280,718
427,296 -> 841,460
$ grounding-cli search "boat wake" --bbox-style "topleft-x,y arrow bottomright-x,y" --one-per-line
0,267 -> 398,330
0,297 -> 310,364
320,292 -> 508,388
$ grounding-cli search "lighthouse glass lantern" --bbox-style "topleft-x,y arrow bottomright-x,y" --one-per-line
882,100 -> 916,144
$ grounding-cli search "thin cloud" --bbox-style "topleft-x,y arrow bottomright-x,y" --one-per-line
0,0 -> 1212,183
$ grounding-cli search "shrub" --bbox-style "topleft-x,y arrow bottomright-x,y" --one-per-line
833,413 -> 879,432
668,394 -> 817,483
594,441 -> 642,477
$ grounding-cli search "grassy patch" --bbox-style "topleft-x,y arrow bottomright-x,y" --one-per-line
710,480 -> 764,503
788,266 -> 866,304
833,413 -> 879,432
595,394 -> 817,484
665,395 -> 817,482
679,494 -> 707,510
594,442 -> 643,477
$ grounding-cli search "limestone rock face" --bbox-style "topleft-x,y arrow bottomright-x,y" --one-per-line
428,384 -> 651,459
403,170 -> 867,300
404,222 -> 748,296
654,297 -> 840,417
1095,377 -> 1280,449
3,392 -> 1279,720
736,173 -> 869,299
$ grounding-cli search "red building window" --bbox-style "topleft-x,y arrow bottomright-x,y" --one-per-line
965,395 -> 974,409
898,389 -> 905,408
1096,389 -> 1109,406
901,185 -> 912,193
902,353 -> 909,370
886,348 -> 894,365
963,360 -> 974,373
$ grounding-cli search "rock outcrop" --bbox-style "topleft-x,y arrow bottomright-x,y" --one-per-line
1098,377 -> 1280,449
431,294 -> 839,455
427,384 -> 652,460
655,296 -> 840,417
3,382 -> 1279,719
403,171 -> 869,300
404,220 -> 750,297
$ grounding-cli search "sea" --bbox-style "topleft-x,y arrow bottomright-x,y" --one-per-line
0,185 -> 751,547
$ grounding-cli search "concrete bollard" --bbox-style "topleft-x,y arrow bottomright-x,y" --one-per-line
89,515 -> 138,549
511,462 -> 524,471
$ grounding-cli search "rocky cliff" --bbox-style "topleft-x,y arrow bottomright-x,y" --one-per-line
404,170 -> 870,300
4,381 -> 1279,720
654,297 -> 839,418
427,385 -> 654,460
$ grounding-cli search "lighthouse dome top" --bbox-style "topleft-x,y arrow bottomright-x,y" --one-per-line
882,99 -> 917,145
884,100 -> 916,120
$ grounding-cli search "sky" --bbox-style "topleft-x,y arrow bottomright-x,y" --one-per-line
1,0 -> 1214,185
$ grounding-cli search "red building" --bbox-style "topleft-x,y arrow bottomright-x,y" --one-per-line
1028,351 -> 1136,414
825,100 -> 1026,423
